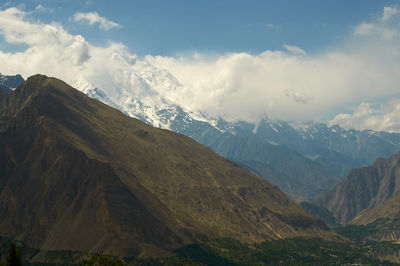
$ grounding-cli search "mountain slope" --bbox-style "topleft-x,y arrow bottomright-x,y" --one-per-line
68,69 -> 400,200
190,129 -> 340,201
4,69 -> 400,201
315,152 -> 400,225
0,75 -> 335,257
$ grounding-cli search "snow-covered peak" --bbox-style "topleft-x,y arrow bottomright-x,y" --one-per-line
66,57 -> 224,132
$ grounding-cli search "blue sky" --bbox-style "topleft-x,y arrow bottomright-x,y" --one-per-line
2,0 -> 398,55
2,1 -> 400,132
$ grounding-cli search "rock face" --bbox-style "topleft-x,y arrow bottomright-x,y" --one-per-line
0,73 -> 24,92
315,152 -> 400,225
0,75 -> 335,257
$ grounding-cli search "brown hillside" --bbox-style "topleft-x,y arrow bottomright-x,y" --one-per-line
0,75 -> 335,257
316,152 -> 400,225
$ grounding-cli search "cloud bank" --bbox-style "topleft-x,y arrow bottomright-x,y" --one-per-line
1,6 -> 400,131
146,5 -> 400,127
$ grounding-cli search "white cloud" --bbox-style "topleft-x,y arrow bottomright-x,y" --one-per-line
381,6 -> 399,22
354,22 -> 376,36
284,89 -> 310,104
0,7 -> 92,80
329,101 -> 400,133
354,6 -> 400,40
0,7 -> 72,46
72,11 -> 120,30
284,45 -> 306,55
34,4 -> 53,13
145,46 -> 400,123
1,6 -> 400,131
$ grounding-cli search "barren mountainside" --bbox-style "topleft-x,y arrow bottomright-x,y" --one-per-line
315,152 -> 400,225
0,75 -> 335,258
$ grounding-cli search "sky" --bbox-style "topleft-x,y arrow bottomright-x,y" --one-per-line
1,0 -> 396,56
1,1 -> 400,132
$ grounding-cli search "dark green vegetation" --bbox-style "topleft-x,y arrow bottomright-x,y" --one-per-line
0,236 -> 74,265
2,235 -> 397,265
0,241 -> 23,266
335,218 -> 400,243
127,238 -> 398,265
333,219 -> 400,264
5,243 -> 22,266
0,75 -> 335,258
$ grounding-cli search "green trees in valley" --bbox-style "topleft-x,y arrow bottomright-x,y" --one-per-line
0,243 -> 22,266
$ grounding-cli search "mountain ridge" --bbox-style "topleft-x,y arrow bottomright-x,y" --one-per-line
315,151 -> 400,225
65,66 -> 400,200
0,74 -> 335,257
4,70 -> 400,201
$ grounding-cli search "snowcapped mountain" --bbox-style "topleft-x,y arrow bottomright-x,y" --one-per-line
3,58 -> 400,200
66,53 -> 234,134
62,57 -> 400,200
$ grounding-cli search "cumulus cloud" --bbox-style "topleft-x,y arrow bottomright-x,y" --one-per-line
354,6 -> 400,41
329,101 -> 400,132
0,7 -> 94,81
72,11 -> 120,30
1,6 -> 400,131
0,7 -> 73,46
146,44 -> 400,123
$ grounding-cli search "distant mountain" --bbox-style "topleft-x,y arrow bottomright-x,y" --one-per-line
315,152 -> 400,225
56,55 -> 400,201
0,75 -> 335,257
0,73 -> 24,92
6,64 -> 400,201
182,124 -> 341,201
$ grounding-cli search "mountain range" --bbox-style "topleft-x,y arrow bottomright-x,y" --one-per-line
3,66 -> 400,201
0,74 -> 335,258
